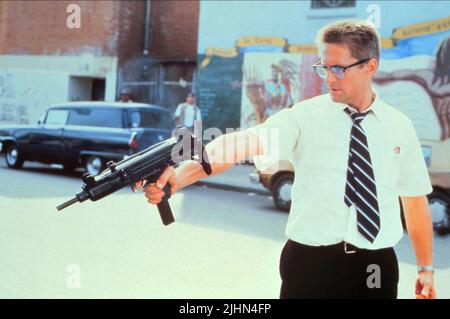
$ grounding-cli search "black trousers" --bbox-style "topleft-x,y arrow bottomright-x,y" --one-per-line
279,240 -> 399,299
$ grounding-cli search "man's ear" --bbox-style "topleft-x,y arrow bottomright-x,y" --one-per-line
367,58 -> 378,78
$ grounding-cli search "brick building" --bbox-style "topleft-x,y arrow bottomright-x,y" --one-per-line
0,0 -> 199,124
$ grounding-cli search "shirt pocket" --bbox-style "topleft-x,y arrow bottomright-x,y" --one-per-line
371,137 -> 403,189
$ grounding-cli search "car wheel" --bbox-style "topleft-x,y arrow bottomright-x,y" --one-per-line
272,173 -> 294,212
84,156 -> 104,176
428,191 -> 450,235
5,144 -> 24,169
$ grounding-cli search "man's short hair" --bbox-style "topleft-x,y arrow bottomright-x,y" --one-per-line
187,93 -> 196,98
316,20 -> 381,63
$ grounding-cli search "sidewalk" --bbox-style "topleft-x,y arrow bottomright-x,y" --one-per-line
195,163 -> 271,196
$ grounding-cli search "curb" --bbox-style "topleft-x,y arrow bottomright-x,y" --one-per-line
195,181 -> 271,196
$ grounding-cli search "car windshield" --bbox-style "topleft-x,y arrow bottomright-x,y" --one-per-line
129,110 -> 173,129
67,108 -> 124,128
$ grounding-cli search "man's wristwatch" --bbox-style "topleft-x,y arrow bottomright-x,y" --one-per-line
418,265 -> 434,273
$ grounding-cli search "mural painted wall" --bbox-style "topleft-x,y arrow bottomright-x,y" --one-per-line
196,38 -> 321,131
196,52 -> 243,133
374,28 -> 450,142
372,20 -> 450,176
197,0 -> 450,135
241,52 -> 322,129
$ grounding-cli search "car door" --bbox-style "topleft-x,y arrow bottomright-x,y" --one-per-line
128,108 -> 173,150
62,107 -> 128,165
29,108 -> 68,163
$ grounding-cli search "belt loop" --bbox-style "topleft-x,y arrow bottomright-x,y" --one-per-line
344,242 -> 356,254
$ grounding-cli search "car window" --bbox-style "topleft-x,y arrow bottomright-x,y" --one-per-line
67,108 -> 124,128
45,110 -> 69,125
129,110 -> 173,129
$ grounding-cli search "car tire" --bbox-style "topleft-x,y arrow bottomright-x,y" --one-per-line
272,173 -> 294,212
84,156 -> 104,176
428,191 -> 450,235
5,143 -> 24,169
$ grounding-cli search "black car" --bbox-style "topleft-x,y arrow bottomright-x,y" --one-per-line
0,102 -> 174,175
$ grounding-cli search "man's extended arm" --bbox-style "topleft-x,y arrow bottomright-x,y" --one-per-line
143,130 -> 263,204
401,195 -> 436,299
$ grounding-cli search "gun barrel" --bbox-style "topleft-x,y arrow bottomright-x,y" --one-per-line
56,196 -> 79,211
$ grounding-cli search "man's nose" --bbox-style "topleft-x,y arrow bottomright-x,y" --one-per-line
325,70 -> 338,86
327,68 -> 342,81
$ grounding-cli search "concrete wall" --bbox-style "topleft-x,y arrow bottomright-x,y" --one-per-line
0,69 -> 67,125
0,0 -> 200,121
0,55 -> 117,125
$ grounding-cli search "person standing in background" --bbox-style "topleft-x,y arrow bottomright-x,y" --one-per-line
174,93 -> 201,132
119,88 -> 134,103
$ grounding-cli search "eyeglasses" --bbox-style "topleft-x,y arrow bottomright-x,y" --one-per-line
313,58 -> 371,80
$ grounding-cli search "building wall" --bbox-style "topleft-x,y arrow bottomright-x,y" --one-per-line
149,0 -> 199,61
0,0 -> 201,124
0,0 -> 199,60
196,0 -> 450,134
0,1 -> 121,125
115,0 -> 146,65
0,55 -> 117,125
0,1 -> 120,56
198,0 -> 450,52
196,0 -> 450,179
117,1 -> 199,108
0,69 -> 68,125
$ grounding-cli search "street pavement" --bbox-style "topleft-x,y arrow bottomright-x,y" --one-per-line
0,158 -> 449,299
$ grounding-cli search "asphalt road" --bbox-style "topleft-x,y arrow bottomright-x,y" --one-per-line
0,158 -> 449,298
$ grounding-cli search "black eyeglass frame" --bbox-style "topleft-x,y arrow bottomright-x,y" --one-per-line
313,58 -> 372,79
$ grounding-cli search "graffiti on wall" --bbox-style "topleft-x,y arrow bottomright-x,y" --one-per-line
0,72 -> 29,124
374,34 -> 450,142
372,17 -> 450,142
0,70 -> 68,125
197,36 -> 323,130
241,52 -> 323,128
197,16 -> 450,136
241,53 -> 300,128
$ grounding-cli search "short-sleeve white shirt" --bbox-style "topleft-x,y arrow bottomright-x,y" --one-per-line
249,93 -> 433,249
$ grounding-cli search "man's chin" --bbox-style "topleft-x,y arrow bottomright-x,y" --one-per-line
329,91 -> 345,103
330,95 -> 344,103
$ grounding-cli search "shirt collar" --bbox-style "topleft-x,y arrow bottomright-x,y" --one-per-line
329,88 -> 386,123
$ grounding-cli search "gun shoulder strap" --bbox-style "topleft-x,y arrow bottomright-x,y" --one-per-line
200,144 -> 212,175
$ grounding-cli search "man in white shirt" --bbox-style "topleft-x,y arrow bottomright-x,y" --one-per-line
140,20 -> 436,299
174,93 -> 202,131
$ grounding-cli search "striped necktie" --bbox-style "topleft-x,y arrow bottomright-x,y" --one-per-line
344,108 -> 380,243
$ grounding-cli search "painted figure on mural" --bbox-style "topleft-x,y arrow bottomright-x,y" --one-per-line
244,59 -> 299,126
374,37 -> 450,140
